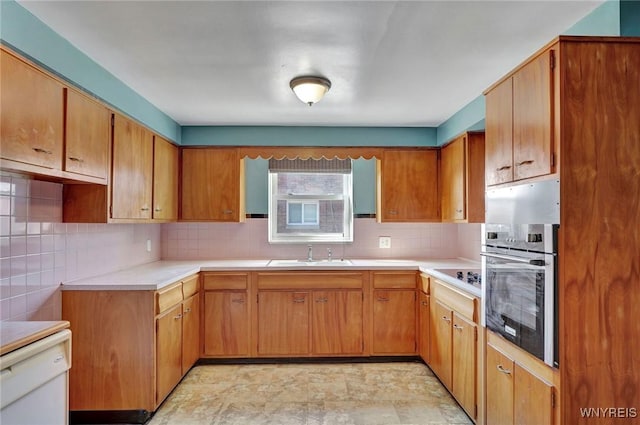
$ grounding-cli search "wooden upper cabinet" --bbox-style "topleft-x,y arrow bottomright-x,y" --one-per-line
378,149 -> 440,222
512,49 -> 554,181
485,46 -> 555,186
441,132 -> 485,222
65,89 -> 110,180
181,147 -> 245,222
0,49 -> 63,170
153,136 -> 179,221
111,114 -> 154,220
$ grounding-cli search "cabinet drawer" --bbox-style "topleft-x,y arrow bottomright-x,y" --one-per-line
419,273 -> 430,294
256,272 -> 363,289
181,274 -> 199,298
156,282 -> 183,314
203,273 -> 248,290
432,279 -> 477,322
372,272 -> 417,289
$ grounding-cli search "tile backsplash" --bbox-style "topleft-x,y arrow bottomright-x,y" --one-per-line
0,175 -> 161,322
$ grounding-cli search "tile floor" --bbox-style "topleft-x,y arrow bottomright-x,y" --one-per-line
148,362 -> 472,425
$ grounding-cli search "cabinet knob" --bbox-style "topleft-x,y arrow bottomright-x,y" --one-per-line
456,209 -> 463,213
173,313 -> 182,320
516,160 -> 535,166
421,301 -> 428,306
155,207 -> 162,212
387,210 -> 398,215
453,324 -> 464,331
33,147 -> 53,155
141,207 -> 150,211
184,308 -> 191,314
497,364 -> 512,375
68,156 -> 84,162
441,316 -> 451,323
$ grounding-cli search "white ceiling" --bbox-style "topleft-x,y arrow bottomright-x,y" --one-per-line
18,0 -> 603,127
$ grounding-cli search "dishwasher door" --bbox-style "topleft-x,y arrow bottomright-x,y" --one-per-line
1,329 -> 71,425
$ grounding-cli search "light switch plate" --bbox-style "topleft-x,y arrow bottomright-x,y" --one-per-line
146,239 -> 152,252
379,236 -> 391,249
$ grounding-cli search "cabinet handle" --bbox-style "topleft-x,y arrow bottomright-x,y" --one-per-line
223,209 -> 233,214
453,324 -> 463,331
497,364 -> 512,375
292,298 -> 305,303
421,301 -> 428,306
441,316 -> 451,323
455,209 -> 463,213
496,165 -> 512,171
141,207 -> 150,211
173,313 -> 182,320
154,207 -> 162,212
33,147 -> 53,155
376,297 -> 390,302
231,298 -> 245,304
184,308 -> 191,314
387,210 -> 398,215
516,160 -> 535,166
315,297 -> 328,303
68,156 -> 84,162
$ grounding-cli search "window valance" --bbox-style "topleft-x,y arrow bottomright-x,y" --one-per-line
238,146 -> 383,160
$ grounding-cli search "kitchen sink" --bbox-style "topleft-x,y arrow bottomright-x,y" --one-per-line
267,259 -> 353,267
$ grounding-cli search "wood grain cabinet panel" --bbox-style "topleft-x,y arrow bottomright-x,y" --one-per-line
514,363 -> 554,425
440,131 -> 485,222
372,289 -> 416,354
377,149 -> 440,222
182,293 -> 200,372
258,291 -> 310,355
418,291 -> 430,363
312,291 -> 363,355
486,344 -> 515,425
0,49 -> 63,170
485,78 -> 514,186
111,114 -> 154,220
152,136 -> 179,221
203,291 -> 250,356
452,312 -> 477,419
65,89 -> 110,180
430,300 -> 453,390
156,303 -> 183,405
181,147 -> 245,222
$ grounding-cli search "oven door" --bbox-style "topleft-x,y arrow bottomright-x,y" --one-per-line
481,250 -> 556,366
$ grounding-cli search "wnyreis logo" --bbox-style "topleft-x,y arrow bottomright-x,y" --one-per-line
580,407 -> 638,418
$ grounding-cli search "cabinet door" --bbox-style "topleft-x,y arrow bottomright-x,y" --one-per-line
452,312 -> 477,419
485,78 -> 513,186
441,136 -> 466,221
181,148 -> 243,221
182,294 -> 200,373
430,300 -> 452,389
65,89 -> 110,180
312,291 -> 363,355
203,291 -> 250,356
112,114 -> 153,219
379,150 -> 439,222
372,290 -> 416,354
1,50 -> 63,169
156,304 -> 183,405
258,291 -> 309,355
418,292 -> 430,363
153,136 -> 179,221
514,363 -> 554,425
513,49 -> 554,181
486,344 -> 515,425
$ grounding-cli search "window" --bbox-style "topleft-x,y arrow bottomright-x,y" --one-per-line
268,158 -> 353,243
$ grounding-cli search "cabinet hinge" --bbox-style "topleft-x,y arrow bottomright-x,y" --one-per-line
550,50 -> 556,70
551,152 -> 555,167
475,326 -> 478,342
475,404 -> 478,419
111,115 -> 115,127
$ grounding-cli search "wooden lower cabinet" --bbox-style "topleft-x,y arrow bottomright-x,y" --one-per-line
452,312 -> 477,418
312,290 -> 363,355
204,291 -> 250,356
372,289 -> 416,354
430,300 -> 453,389
258,291 -> 310,355
486,341 -> 555,425
418,291 -> 430,363
182,293 -> 200,371
156,303 -> 183,404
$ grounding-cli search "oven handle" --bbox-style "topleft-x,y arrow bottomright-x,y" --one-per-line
480,252 -> 546,267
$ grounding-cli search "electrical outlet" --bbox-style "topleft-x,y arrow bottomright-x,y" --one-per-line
379,236 -> 391,249
146,239 -> 152,252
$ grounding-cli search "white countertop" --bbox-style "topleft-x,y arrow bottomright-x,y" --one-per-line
62,258 -> 481,296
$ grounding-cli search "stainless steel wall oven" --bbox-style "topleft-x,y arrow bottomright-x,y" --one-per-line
482,179 -> 560,368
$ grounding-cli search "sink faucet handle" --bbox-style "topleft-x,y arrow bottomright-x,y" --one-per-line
327,248 -> 332,261
307,244 -> 313,261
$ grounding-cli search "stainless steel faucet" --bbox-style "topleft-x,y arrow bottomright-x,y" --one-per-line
307,245 -> 313,261
327,248 -> 332,262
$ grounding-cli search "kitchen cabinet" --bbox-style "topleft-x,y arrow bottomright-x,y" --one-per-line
65,88 -> 110,180
255,272 -> 365,356
377,149 -> 440,222
62,273 -> 200,417
1,49 -> 64,171
486,341 -> 554,425
202,273 -> 250,357
371,271 -> 417,354
111,113 -> 154,220
440,131 -> 485,222
429,278 -> 478,420
181,147 -> 246,222
485,48 -> 555,186
418,291 -> 430,363
152,135 -> 179,221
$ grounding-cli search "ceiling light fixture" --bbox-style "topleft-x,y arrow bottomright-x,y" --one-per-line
289,76 -> 331,106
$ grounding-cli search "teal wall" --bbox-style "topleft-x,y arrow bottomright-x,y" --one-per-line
0,0 -> 181,143
620,0 -> 640,36
436,96 -> 486,146
565,0 -> 621,35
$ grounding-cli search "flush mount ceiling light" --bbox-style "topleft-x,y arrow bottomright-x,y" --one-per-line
289,76 -> 331,106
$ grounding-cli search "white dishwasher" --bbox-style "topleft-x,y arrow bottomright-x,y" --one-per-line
1,328 -> 71,425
